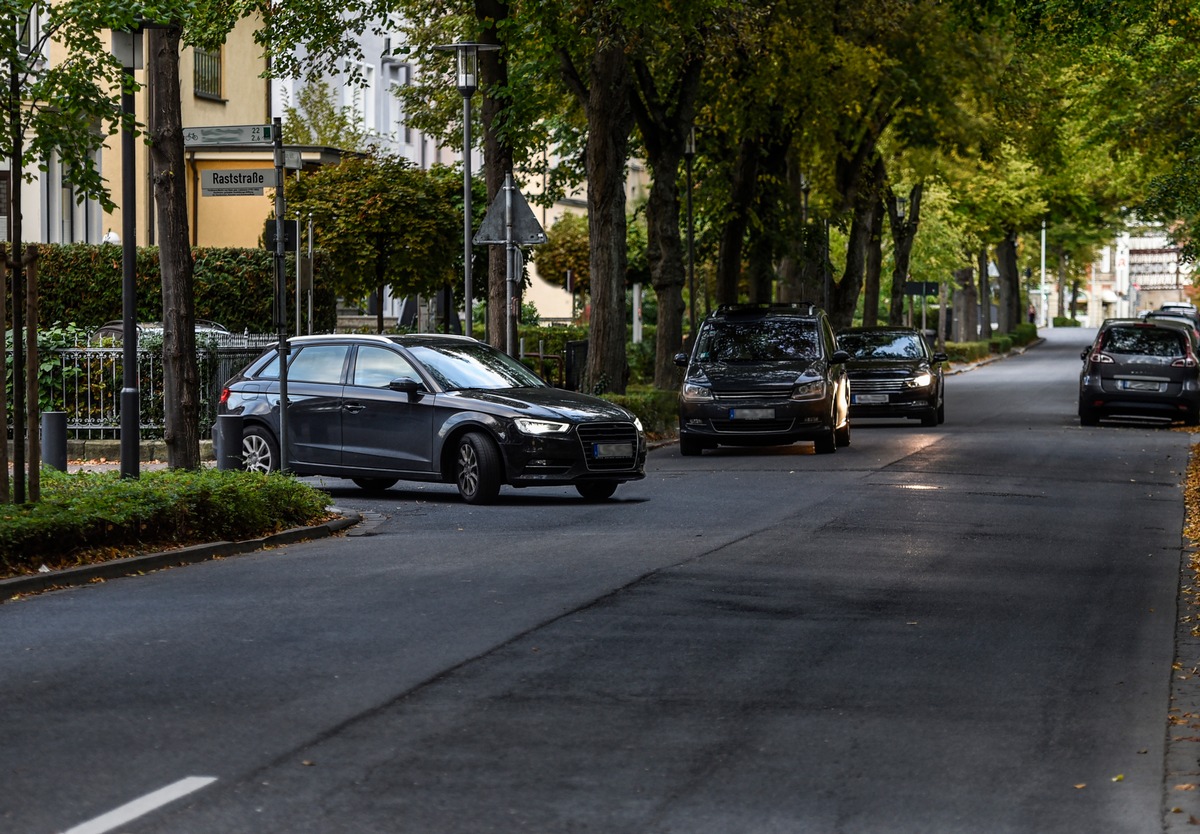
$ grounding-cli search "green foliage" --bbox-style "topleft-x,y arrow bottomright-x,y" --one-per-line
34,244 -> 338,333
281,78 -> 371,151
1009,322 -> 1038,346
1053,315 -> 1082,327
535,213 -> 591,294
601,388 -> 678,438
283,155 -> 466,306
0,468 -> 330,576
988,335 -> 1013,354
944,341 -> 991,363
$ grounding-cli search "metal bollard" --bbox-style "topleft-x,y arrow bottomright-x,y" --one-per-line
213,414 -> 244,471
42,411 -> 67,472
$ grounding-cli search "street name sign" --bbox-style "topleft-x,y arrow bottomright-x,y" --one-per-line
201,168 -> 278,197
184,124 -> 274,147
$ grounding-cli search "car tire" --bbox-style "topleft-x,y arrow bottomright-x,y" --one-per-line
576,481 -> 618,500
814,422 -> 837,454
920,406 -> 938,427
1079,404 -> 1100,426
242,425 -> 279,473
352,477 -> 398,493
679,434 -> 705,456
835,419 -> 851,447
456,432 -> 502,505
937,398 -> 946,424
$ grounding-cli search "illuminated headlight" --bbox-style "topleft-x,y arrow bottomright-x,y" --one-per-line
682,382 -> 713,402
633,416 -> 644,432
513,418 -> 571,435
791,379 -> 827,400
908,372 -> 933,388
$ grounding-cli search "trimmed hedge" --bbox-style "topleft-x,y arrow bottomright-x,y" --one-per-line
0,468 -> 331,577
944,341 -> 991,363
1053,316 -> 1082,327
33,244 -> 338,334
601,387 -> 677,437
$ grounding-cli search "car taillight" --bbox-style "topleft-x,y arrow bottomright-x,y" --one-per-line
1172,354 -> 1199,368
1089,351 -> 1114,364
219,387 -> 231,405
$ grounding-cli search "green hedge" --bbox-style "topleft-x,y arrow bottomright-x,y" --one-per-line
1053,316 -> 1082,327
944,341 -> 991,362
33,244 -> 338,334
601,387 -> 677,437
0,468 -> 331,576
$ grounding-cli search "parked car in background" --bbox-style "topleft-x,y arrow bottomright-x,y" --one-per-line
673,303 -> 851,455
92,319 -> 232,343
1138,311 -> 1200,346
219,333 -> 646,504
1078,318 -> 1200,426
837,326 -> 947,426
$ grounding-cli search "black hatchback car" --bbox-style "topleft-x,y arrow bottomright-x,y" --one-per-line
673,303 -> 851,455
219,334 -> 647,503
1078,318 -> 1200,426
837,326 -> 947,426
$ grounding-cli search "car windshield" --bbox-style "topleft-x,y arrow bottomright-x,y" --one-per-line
407,342 -> 548,391
838,331 -> 924,360
695,319 -> 819,362
1102,326 -> 1186,357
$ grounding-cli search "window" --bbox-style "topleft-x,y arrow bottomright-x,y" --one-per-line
194,46 -> 222,100
352,346 -> 419,388
288,346 -> 350,383
348,61 -> 376,133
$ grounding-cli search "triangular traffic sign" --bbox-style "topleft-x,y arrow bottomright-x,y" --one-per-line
473,185 -> 548,245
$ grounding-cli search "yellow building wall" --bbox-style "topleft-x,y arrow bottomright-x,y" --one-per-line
101,17 -> 270,248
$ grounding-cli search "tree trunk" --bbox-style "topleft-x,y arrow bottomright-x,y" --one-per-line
862,196 -> 884,326
996,230 -> 1020,333
149,27 -> 200,469
643,150 -> 686,389
953,267 -> 977,342
978,247 -> 990,338
830,196 -> 874,330
578,38 -> 634,395
715,135 -> 761,306
477,0 -> 514,350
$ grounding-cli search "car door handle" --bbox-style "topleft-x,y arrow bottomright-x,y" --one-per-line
343,402 -> 365,414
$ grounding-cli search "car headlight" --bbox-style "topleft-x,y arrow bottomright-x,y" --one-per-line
910,372 -> 933,388
513,418 -> 571,435
791,379 -> 827,400
682,382 -> 713,402
633,416 -> 644,432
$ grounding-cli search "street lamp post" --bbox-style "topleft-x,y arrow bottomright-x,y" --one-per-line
435,42 -> 500,337
684,127 -> 696,338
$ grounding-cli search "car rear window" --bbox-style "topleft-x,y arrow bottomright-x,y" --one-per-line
1102,326 -> 1186,357
696,319 -> 819,362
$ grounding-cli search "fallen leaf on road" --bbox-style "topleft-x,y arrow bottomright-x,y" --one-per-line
1074,784 -> 1086,790
1178,784 -> 1198,791
1113,774 -> 1125,782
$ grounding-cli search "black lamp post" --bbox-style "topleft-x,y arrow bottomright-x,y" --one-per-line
684,127 -> 696,337
435,42 -> 499,336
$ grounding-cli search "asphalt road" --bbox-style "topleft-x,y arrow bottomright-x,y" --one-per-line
3,326 -> 1196,833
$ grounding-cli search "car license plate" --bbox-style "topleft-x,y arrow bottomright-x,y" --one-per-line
1120,380 -> 1164,392
593,442 -> 633,459
852,394 -> 889,404
730,408 -> 775,420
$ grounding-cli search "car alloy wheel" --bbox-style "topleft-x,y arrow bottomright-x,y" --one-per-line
456,432 -> 502,504
241,426 -> 278,473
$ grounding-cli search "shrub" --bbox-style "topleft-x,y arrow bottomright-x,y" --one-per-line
988,335 -> 1013,354
944,341 -> 990,363
1053,316 -> 1082,327
0,469 -> 330,577
601,387 -> 677,437
1010,322 -> 1038,346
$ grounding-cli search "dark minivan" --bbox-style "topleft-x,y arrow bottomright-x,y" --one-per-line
1079,318 -> 1200,426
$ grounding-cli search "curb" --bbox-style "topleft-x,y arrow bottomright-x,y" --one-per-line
0,509 -> 362,599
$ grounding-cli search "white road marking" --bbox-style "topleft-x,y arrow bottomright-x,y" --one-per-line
61,776 -> 217,834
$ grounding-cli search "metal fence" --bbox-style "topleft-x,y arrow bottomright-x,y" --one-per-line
20,335 -> 275,439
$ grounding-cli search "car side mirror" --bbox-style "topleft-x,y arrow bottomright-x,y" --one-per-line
1080,350 -> 1089,361
388,377 -> 425,398
673,352 -> 690,367
831,349 -> 851,364
931,352 -> 948,364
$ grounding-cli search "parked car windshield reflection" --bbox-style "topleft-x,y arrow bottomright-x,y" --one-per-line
838,331 -> 925,360
406,342 -> 547,390
694,320 -> 820,362
1101,326 -> 1187,357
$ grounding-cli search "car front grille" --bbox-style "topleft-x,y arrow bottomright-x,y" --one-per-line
850,378 -> 912,394
713,388 -> 792,401
577,422 -> 640,471
710,418 -> 796,433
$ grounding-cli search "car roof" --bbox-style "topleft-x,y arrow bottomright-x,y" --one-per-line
706,302 -> 823,321
838,326 -> 923,334
285,333 -> 481,347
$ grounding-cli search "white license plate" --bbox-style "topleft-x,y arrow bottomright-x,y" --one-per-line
593,442 -> 633,459
730,408 -> 775,420
852,394 -> 889,404
1120,380 -> 1164,392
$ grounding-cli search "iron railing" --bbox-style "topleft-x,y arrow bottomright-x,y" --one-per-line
18,336 -> 275,439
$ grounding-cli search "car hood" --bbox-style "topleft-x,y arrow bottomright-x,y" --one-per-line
846,358 -> 929,375
451,387 -> 635,422
688,359 -> 821,389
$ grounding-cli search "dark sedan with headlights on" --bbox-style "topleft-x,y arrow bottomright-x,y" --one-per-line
837,327 -> 947,426
219,334 -> 646,504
